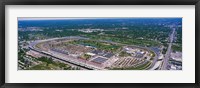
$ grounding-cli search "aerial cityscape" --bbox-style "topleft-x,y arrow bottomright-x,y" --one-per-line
18,17 -> 182,70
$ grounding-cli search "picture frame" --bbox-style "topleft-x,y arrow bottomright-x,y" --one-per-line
0,0 -> 199,88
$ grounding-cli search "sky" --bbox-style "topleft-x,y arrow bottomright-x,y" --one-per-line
18,17 -> 111,21
18,17 -> 182,21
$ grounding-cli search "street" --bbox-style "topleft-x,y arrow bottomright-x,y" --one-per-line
161,27 -> 176,70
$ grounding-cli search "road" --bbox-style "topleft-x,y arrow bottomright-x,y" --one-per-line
161,27 -> 176,70
148,52 -> 158,70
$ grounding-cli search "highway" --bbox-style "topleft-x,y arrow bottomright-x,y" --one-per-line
161,27 -> 176,70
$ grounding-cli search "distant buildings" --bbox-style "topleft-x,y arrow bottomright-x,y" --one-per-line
171,52 -> 182,62
18,27 -> 43,31
78,29 -> 104,33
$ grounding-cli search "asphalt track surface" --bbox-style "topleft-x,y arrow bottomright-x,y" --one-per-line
29,36 -> 158,70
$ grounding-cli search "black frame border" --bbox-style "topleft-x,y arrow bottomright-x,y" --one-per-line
0,0 -> 200,88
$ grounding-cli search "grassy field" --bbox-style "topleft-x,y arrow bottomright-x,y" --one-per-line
68,39 -> 121,53
119,51 -> 131,57
172,44 -> 182,52
27,57 -> 72,70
